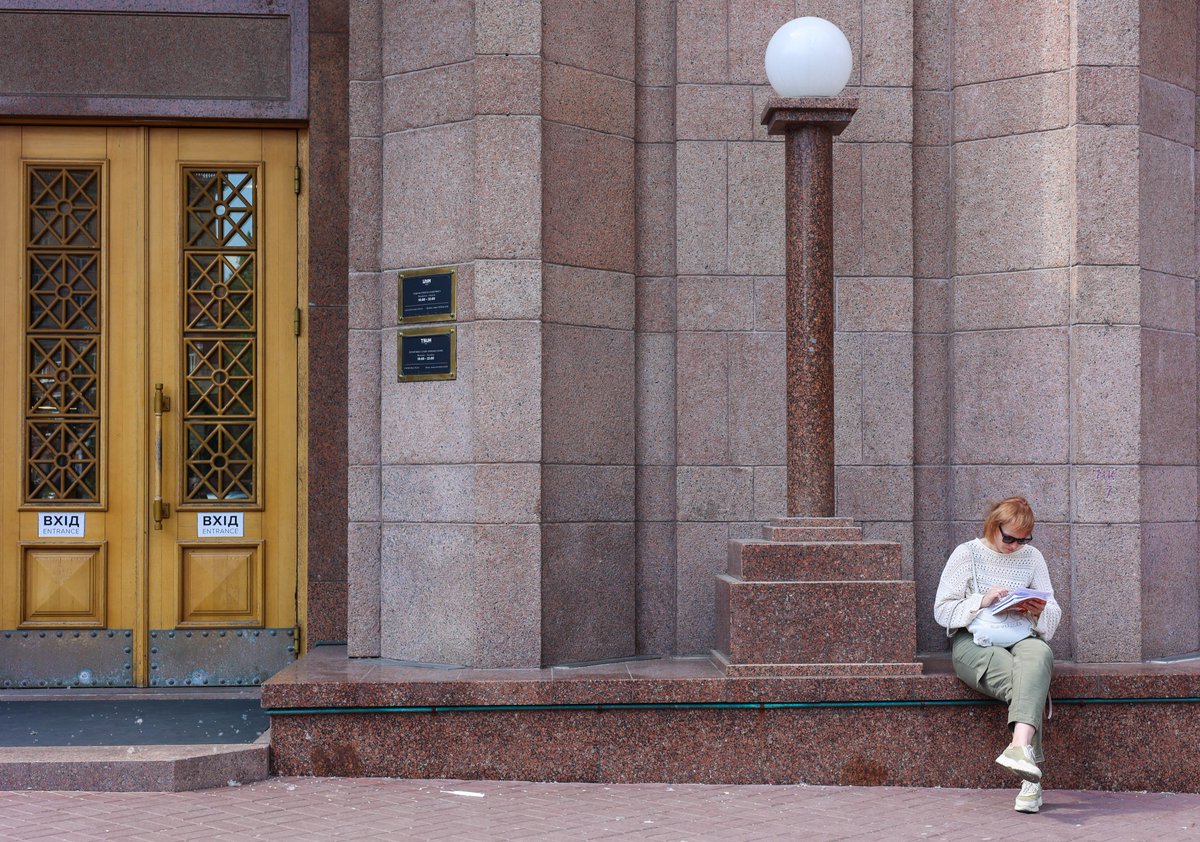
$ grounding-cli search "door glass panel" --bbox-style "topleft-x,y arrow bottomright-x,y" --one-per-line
182,167 -> 257,504
185,169 -> 255,249
186,253 -> 255,331
24,166 -> 101,503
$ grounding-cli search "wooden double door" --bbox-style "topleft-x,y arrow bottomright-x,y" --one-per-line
0,127 -> 301,687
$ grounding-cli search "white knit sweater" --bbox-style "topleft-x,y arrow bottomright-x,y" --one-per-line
933,538 -> 1062,641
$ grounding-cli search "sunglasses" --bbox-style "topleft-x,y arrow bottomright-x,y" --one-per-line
998,527 -> 1032,545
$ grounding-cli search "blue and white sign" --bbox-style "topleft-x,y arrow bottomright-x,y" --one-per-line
198,512 -> 244,537
38,512 -> 85,537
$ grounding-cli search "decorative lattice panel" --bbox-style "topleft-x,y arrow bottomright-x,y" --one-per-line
182,169 -> 258,504
24,167 -> 101,503
186,253 -> 255,331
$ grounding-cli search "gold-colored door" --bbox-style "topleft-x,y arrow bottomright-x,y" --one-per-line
0,127 -> 301,688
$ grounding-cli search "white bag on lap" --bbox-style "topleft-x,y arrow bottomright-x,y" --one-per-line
967,556 -> 1034,648
968,609 -> 1033,648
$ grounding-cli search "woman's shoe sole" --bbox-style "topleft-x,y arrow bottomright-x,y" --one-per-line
995,752 -> 1042,783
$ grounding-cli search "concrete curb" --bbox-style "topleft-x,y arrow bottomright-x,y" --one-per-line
0,732 -> 270,792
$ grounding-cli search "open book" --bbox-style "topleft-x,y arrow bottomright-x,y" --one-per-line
988,588 -> 1052,615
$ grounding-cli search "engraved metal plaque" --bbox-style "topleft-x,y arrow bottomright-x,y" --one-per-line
397,327 -> 456,382
0,629 -> 133,688
148,628 -> 297,687
398,267 -> 456,323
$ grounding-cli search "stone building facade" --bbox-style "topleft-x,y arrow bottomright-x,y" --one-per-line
1,1 -> 1196,688
346,0 -> 1200,668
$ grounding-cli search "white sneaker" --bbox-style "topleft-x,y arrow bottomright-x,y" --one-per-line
1015,780 -> 1043,813
995,743 -> 1042,782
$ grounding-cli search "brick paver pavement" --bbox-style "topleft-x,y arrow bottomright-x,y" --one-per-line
3,779 -> 1200,841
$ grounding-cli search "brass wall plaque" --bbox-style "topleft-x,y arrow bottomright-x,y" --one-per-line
398,267 -> 456,323
398,327 -> 457,382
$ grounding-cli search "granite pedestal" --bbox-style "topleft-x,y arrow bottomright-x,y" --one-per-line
263,645 -> 1200,792
712,517 -> 922,677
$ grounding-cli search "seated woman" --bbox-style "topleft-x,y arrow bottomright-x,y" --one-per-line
933,496 -> 1062,814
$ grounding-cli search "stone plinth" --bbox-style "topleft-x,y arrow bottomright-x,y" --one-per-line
711,517 -> 922,677
264,646 -> 1200,791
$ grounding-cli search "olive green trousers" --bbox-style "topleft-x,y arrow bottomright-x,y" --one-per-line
951,630 -> 1053,763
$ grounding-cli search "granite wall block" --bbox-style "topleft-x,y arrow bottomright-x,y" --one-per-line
541,523 -> 637,664
1075,124 -> 1139,266
542,323 -> 636,464
543,123 -> 636,273
953,130 -> 1071,276
1071,525 -> 1142,662
675,141 -> 728,274
1139,132 -> 1195,278
861,332 -> 914,465
636,520 -> 677,655
676,332 -> 730,465
1071,325 -> 1141,464
347,522 -> 382,657
953,72 -> 1068,142
381,122 -> 474,269
727,332 -> 785,466
952,0 -> 1069,86
1140,522 -> 1200,659
636,331 -> 677,466
951,328 -> 1070,465
1141,328 -> 1198,466
543,0 -> 635,79
675,521 -> 730,653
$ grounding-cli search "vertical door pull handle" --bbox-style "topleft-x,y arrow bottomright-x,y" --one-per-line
153,383 -> 171,529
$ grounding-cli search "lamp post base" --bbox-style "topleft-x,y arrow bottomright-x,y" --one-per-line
711,516 -> 922,677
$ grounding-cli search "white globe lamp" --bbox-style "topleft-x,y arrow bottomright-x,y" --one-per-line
764,17 -> 853,97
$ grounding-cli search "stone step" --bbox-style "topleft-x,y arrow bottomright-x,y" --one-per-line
0,738 -> 269,791
769,517 -> 855,528
263,647 -> 1200,789
762,525 -> 863,542
729,540 -> 902,581
709,649 -> 922,677
714,576 -> 917,667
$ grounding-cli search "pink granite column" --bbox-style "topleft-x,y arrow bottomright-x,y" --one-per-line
762,98 -> 857,518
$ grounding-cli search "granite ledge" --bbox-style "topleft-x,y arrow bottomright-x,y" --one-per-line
260,646 -> 1200,710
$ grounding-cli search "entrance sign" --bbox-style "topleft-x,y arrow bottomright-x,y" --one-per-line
398,268 -> 456,323
198,512 -> 245,537
38,512 -> 85,537
398,327 -> 457,381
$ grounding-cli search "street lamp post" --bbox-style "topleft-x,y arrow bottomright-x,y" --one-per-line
710,18 -> 920,677
762,18 -> 857,518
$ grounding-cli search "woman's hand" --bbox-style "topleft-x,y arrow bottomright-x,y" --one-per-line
980,586 -> 1009,607
1010,599 -> 1046,621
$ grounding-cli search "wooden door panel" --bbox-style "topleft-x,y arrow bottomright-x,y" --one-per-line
18,542 -> 107,627
146,128 -> 298,686
177,541 -> 264,627
0,127 -> 143,687
1,127 -> 298,688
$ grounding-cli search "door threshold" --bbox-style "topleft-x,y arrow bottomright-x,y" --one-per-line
0,686 -> 260,702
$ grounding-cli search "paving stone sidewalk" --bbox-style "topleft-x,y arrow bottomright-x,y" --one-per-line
3,778 -> 1200,841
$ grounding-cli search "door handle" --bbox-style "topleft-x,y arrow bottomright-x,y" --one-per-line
153,383 -> 171,529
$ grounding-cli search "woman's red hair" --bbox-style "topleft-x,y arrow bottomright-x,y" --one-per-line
982,496 -> 1035,545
